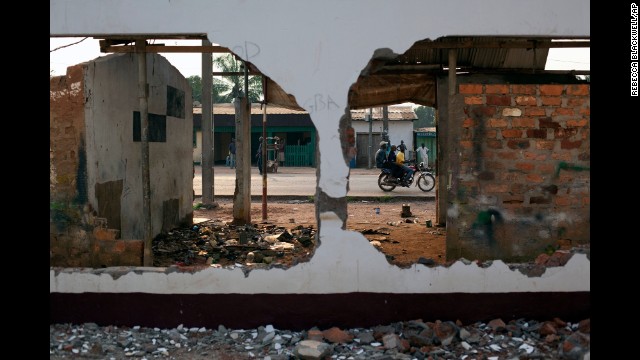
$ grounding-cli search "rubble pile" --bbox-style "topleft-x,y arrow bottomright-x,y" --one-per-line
152,220 -> 316,268
50,317 -> 590,359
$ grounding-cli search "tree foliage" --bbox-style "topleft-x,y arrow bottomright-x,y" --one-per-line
413,106 -> 436,128
187,75 -> 202,104
186,54 -> 264,105
212,54 -> 263,103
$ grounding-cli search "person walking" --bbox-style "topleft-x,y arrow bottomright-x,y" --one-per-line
228,138 -> 236,169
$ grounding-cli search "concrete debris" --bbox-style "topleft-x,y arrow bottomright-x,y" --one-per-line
152,220 -> 316,268
50,317 -> 590,359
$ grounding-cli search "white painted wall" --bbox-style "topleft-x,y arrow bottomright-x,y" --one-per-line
50,0 -> 589,294
84,53 -> 193,239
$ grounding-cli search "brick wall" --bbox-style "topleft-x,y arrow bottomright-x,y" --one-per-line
447,80 -> 590,262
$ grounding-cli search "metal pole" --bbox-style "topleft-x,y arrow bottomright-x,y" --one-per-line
202,39 -> 214,205
367,108 -> 372,169
136,40 -> 153,266
262,77 -> 268,221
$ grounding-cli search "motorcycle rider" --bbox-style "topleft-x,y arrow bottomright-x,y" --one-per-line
375,141 -> 389,169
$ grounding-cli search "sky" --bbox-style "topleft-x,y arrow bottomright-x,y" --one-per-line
50,37 -> 590,78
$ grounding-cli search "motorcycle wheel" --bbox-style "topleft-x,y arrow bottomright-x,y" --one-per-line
417,173 -> 436,192
378,173 -> 397,192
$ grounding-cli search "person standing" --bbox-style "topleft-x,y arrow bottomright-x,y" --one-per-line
228,138 -> 236,169
417,143 -> 429,167
256,137 -> 264,175
398,140 -> 407,153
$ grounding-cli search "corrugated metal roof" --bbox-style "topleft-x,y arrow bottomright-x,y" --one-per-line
193,103 -> 308,115
350,105 -> 417,121
193,103 -> 415,121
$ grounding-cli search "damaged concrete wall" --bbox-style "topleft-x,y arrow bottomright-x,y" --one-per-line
50,0 -> 589,326
50,53 -> 193,266
442,74 -> 590,262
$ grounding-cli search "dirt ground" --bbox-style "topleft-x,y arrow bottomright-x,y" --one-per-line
181,197 -> 445,269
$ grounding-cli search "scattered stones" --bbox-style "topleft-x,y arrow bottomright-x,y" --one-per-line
50,317 -> 590,359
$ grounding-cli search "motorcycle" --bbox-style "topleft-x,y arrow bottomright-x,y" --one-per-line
377,160 -> 435,192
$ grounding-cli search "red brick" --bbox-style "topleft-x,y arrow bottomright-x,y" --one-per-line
488,118 -> 508,128
502,129 -> 522,138
486,129 -> 498,138
511,84 -> 536,95
511,183 -> 526,194
470,106 -> 497,117
480,150 -> 496,159
486,95 -> 511,106
114,240 -> 126,253
485,183 -> 509,192
553,108 -> 575,116
552,152 -> 572,161
515,162 -> 535,171
462,119 -> 475,128
554,128 -> 578,139
561,139 -> 582,149
555,196 -> 571,206
527,129 -> 547,139
486,139 -> 503,149
541,97 -> 562,106
486,84 -> 509,94
579,108 -> 590,115
465,96 -> 484,105
538,163 -> 555,174
515,96 -> 537,106
567,118 -> 588,127
539,117 -> 560,129
459,84 -> 483,94
486,161 -> 505,170
125,240 -> 144,253
507,139 -> 530,149
460,140 -> 473,149
525,107 -> 546,116
582,197 -> 590,205
566,84 -> 589,95
497,151 -> 517,160
526,173 -> 544,183
512,117 -> 536,128
567,98 -> 588,107
535,140 -> 555,150
502,172 -> 520,182
523,151 -> 536,160
539,85 -> 564,96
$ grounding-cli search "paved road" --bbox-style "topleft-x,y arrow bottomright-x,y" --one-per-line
194,165 -> 435,199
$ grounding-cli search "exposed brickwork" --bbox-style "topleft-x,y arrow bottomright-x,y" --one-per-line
50,225 -> 144,267
453,81 -> 590,261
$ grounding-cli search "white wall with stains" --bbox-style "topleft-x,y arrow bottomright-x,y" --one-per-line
50,0 -> 589,295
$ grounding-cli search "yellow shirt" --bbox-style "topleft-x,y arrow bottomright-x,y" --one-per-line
396,151 -> 405,165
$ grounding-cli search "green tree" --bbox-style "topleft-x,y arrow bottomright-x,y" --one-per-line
212,54 -> 263,103
187,75 -> 202,104
414,106 -> 436,128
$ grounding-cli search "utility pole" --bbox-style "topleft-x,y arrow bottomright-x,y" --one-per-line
367,108 -> 373,169
201,39 -> 215,206
136,40 -> 153,266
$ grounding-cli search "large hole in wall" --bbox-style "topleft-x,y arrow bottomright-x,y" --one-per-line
50,36 -> 590,276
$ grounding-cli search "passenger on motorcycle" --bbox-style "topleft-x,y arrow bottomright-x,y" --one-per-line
387,145 -> 405,182
395,147 -> 414,185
